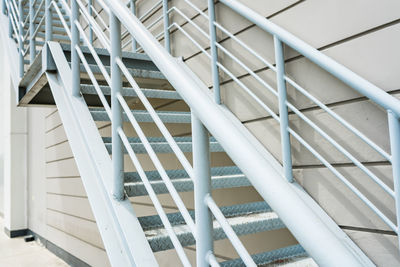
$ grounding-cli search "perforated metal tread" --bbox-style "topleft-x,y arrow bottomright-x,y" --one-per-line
90,108 -> 191,123
102,136 -> 223,154
76,63 -> 165,80
125,166 -> 242,183
220,244 -> 309,267
141,202 -> 285,252
81,84 -> 182,100
124,166 -> 250,196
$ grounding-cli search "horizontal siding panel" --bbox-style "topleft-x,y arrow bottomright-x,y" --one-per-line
47,209 -> 104,250
46,225 -> 110,267
47,177 -> 87,197
46,158 -> 80,178
46,124 -> 68,148
46,111 -> 62,132
46,141 -> 73,162
47,194 -> 95,221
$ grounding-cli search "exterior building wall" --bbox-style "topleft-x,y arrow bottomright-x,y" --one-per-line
1,0 -> 400,266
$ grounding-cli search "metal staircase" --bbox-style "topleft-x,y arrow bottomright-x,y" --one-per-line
1,0 -> 399,266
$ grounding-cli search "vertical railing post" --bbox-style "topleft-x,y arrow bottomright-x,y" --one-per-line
207,0 -> 220,104
130,0 -> 137,52
274,36 -> 293,183
388,110 -> 400,248
71,0 -> 80,96
162,0 -> 170,53
29,0 -> 35,64
45,0 -> 52,41
18,0 -> 24,77
110,12 -> 124,200
88,0 -> 93,44
192,112 -> 213,267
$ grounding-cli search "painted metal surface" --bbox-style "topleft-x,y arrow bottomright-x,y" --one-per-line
192,113 -> 213,267
274,36 -> 293,183
110,12 -> 124,200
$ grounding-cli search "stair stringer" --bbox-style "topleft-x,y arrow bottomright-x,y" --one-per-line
45,41 -> 158,267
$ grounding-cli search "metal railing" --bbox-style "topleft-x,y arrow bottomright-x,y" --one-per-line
157,0 -> 400,239
2,0 -> 399,266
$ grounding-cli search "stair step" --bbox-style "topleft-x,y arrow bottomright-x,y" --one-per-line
220,244 -> 308,267
37,32 -> 70,41
102,136 -> 223,154
140,202 -> 284,252
81,84 -> 182,100
23,25 -> 67,35
125,166 -> 242,183
25,20 -> 71,29
124,166 -> 250,196
90,108 -> 191,123
78,63 -> 165,80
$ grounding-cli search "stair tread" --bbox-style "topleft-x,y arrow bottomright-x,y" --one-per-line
77,63 -> 166,80
90,108 -> 191,123
220,244 -> 309,267
141,202 -> 285,252
61,43 -> 153,62
124,166 -> 242,182
102,136 -> 223,154
80,84 -> 182,100
124,167 -> 249,196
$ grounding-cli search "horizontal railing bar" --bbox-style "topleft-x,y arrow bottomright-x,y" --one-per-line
75,21 -> 111,85
117,128 -> 191,267
138,0 -> 162,21
90,5 -> 109,33
205,195 -> 256,266
284,75 -> 392,162
117,92 -> 196,234
32,14 -> 45,38
288,128 -> 397,232
76,0 -> 110,50
32,0 -> 45,21
75,45 -> 111,117
116,57 -> 194,178
53,1 -> 71,39
207,253 -> 221,267
286,101 -> 395,198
